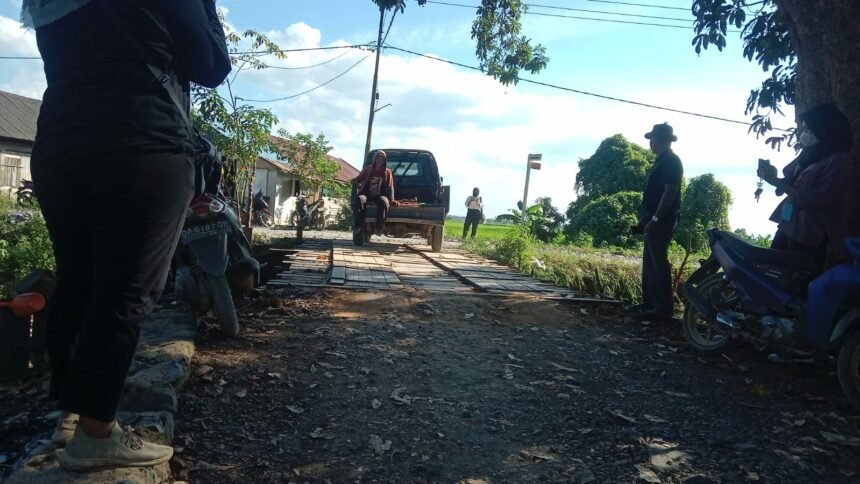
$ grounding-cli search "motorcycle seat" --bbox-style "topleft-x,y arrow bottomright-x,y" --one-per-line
717,231 -> 821,273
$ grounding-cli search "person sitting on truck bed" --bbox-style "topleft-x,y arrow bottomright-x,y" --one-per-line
354,150 -> 395,235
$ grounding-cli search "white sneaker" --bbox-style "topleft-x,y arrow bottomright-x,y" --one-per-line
51,412 -> 79,447
56,422 -> 173,471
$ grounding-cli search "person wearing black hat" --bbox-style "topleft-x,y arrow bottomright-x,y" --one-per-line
632,123 -> 684,321
758,103 -> 854,267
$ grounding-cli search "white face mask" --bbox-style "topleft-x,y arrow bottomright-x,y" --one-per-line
799,130 -> 819,148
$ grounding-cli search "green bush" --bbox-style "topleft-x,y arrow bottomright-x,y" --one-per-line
329,203 -> 354,231
0,203 -> 55,298
567,191 -> 642,248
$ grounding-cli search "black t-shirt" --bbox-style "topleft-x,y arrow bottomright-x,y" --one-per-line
642,150 -> 683,219
32,0 -> 230,162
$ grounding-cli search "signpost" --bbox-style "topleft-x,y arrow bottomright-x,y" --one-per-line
522,153 -> 542,223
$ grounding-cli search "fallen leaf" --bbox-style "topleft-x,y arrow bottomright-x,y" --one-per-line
286,405 -> 304,414
513,383 -> 536,392
217,378 -> 228,386
519,449 -> 556,462
644,414 -> 668,424
636,465 -> 661,483
235,389 -> 247,398
550,362 -> 577,372
372,399 -> 382,409
323,372 -> 334,378
390,386 -> 413,405
821,431 -> 860,447
195,365 -> 213,377
310,364 -> 317,374
507,353 -> 522,362
268,372 -> 282,379
308,428 -> 335,440
369,434 -> 392,455
317,362 -> 345,370
503,367 -> 515,380
579,308 -> 589,315
662,391 -> 691,398
465,313 -> 475,319
607,409 -> 637,424
554,374 -> 575,382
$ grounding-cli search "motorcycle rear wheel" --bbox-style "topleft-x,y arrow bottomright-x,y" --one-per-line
837,330 -> 860,410
208,276 -> 240,337
683,273 -> 735,353
259,211 -> 274,227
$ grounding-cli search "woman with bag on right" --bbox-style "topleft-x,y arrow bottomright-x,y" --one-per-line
23,0 -> 230,471
758,103 -> 854,268
463,187 -> 484,239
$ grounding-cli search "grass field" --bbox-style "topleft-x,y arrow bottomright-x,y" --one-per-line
444,219 -> 515,240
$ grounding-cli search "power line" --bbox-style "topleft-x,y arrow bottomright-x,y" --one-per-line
383,44 -> 787,131
237,55 -> 370,103
259,49 -> 353,70
585,0 -> 689,11
427,1 -> 692,23
0,44 -> 372,62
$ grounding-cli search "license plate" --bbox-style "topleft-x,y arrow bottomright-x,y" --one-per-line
181,220 -> 231,242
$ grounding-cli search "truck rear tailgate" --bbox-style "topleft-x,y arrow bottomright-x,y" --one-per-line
364,204 -> 446,224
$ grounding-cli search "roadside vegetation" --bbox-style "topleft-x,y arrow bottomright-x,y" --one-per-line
0,197 -> 54,298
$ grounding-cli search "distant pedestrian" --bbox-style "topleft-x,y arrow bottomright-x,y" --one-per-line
463,187 -> 484,239
632,123 -> 684,322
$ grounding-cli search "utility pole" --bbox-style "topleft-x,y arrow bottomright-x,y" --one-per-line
363,7 -> 385,163
522,153 -> 542,224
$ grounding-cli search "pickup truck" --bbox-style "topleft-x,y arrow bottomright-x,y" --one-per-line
353,149 -> 450,251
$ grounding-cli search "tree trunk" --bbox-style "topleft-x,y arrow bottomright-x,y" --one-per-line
775,0 -> 860,235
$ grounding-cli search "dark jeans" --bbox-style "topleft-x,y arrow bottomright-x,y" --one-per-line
463,208 -> 481,238
33,149 -> 193,422
642,225 -> 675,316
355,195 -> 389,234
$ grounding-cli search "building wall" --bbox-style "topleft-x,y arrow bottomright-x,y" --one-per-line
0,140 -> 33,190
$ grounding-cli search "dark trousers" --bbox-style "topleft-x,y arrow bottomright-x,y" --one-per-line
463,208 -> 481,238
642,226 -> 675,316
355,195 -> 389,233
33,149 -> 193,422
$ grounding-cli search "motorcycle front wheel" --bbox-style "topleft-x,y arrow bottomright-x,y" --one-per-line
683,273 -> 735,353
837,330 -> 860,410
260,211 -> 274,227
208,275 -> 239,337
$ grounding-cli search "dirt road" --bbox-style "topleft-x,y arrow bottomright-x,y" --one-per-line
172,238 -> 860,483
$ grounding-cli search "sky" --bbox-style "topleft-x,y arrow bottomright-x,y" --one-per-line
0,0 -> 799,235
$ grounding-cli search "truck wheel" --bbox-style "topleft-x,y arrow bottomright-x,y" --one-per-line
208,276 -> 239,337
838,329 -> 860,410
430,225 -> 443,252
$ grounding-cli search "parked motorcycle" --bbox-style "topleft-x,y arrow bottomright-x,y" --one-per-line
253,190 -> 274,227
681,228 -> 860,408
16,179 -> 35,207
173,140 -> 259,337
290,196 -> 325,230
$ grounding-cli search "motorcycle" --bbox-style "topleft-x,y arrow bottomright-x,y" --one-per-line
252,190 -> 274,227
681,228 -> 860,408
173,140 -> 260,337
290,196 -> 326,230
16,179 -> 35,207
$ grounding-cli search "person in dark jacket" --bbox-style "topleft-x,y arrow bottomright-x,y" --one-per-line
758,103 -> 854,268
631,123 -> 684,322
354,150 -> 395,235
23,0 -> 230,470
463,187 -> 483,239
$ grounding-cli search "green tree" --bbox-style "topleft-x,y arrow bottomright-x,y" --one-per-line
566,134 -> 654,224
568,192 -> 643,249
733,228 -> 773,248
691,1 -> 860,152
372,0 -> 548,85
676,174 -> 733,254
274,131 -> 347,199
529,197 -> 565,243
194,17 -> 284,227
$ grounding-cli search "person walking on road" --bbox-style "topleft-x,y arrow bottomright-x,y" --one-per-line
24,0 -> 231,471
463,187 -> 484,239
632,123 -> 684,322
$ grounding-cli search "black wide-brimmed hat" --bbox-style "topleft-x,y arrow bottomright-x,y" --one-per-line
644,123 -> 677,142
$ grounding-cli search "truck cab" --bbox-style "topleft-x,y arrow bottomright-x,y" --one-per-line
353,149 -> 450,251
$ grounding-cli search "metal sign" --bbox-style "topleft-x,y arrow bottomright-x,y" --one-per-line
529,161 -> 542,170
527,153 -> 543,162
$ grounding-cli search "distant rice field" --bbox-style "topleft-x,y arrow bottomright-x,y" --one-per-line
444,219 -> 515,241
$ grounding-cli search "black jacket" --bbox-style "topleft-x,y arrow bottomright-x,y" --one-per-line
32,0 -> 231,161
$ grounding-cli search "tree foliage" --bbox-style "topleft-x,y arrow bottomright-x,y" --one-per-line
193,17 -> 283,224
567,134 -> 654,221
370,0 -> 547,85
274,131 -> 347,199
568,192 -> 643,249
529,197 -> 565,243
675,174 -> 733,253
691,0 -> 797,148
